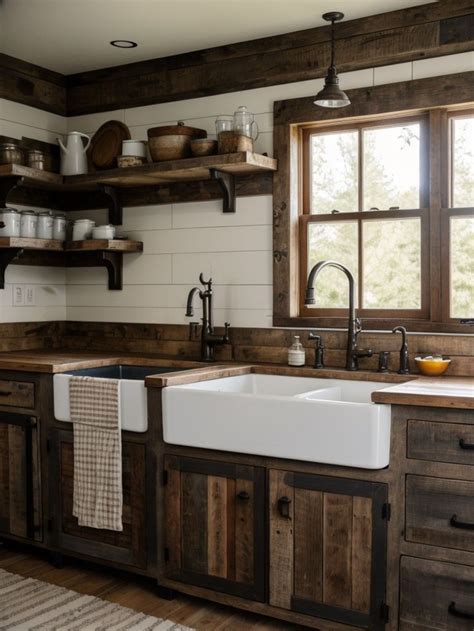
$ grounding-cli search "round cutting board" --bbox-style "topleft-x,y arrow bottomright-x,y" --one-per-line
89,120 -> 131,170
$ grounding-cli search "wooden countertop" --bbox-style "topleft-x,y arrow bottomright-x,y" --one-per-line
0,350 -> 471,408
0,350 -> 204,373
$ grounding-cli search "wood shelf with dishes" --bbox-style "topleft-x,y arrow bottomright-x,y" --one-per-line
0,236 -> 143,290
0,151 -> 277,215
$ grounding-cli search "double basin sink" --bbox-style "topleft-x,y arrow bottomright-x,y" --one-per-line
54,367 -> 392,469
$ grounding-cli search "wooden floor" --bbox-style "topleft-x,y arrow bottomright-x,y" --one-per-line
0,543 -> 307,630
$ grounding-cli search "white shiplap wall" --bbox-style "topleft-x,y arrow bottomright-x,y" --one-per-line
0,99 -> 67,322
2,52 -> 474,326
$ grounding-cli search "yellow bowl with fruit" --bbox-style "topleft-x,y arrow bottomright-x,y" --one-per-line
415,355 -> 451,376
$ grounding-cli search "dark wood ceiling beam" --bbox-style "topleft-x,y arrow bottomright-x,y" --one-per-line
0,54 -> 67,116
0,1 -> 473,117
66,0 -> 474,116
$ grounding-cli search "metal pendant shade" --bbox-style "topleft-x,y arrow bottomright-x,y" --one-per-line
314,12 -> 350,108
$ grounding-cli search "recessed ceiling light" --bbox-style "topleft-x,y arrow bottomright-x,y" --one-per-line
110,40 -> 138,48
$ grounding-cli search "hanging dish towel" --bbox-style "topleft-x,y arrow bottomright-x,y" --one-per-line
69,376 -> 123,531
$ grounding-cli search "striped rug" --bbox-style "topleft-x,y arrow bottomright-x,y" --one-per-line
0,569 -> 194,630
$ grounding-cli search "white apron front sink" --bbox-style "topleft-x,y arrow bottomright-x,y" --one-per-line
162,374 -> 392,469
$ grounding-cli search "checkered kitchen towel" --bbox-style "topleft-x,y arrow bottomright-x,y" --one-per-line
69,376 -> 123,531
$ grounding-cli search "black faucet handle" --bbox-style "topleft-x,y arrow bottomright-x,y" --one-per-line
378,351 -> 390,373
309,332 -> 324,369
223,322 -> 231,343
308,331 -> 322,342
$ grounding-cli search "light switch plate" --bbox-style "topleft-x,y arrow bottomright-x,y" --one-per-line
25,285 -> 36,306
13,285 -> 24,306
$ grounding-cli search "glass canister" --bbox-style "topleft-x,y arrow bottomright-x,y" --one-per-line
20,210 -> 38,238
215,115 -> 234,135
37,211 -> 54,239
0,208 -> 21,237
53,214 -> 67,241
233,105 -> 259,140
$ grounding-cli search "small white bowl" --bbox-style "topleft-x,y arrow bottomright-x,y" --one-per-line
122,140 -> 147,158
92,224 -> 116,240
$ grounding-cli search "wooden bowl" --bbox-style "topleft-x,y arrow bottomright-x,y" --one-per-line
191,139 -> 217,157
415,355 -> 451,376
147,123 -> 207,162
218,131 -> 253,154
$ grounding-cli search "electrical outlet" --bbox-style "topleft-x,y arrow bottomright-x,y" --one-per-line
25,285 -> 36,306
13,285 -> 24,306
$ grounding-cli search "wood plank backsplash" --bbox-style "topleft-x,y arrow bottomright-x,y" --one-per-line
62,321 -> 474,377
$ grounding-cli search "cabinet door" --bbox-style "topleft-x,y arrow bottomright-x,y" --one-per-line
54,431 -> 147,568
164,455 -> 265,601
0,412 -> 41,541
269,469 -> 388,630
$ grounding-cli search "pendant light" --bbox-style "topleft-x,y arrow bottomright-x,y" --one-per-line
314,11 -> 350,108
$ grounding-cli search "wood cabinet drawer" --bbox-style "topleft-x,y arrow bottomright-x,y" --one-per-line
0,380 -> 34,409
400,556 -> 474,630
407,420 -> 474,466
406,475 -> 474,551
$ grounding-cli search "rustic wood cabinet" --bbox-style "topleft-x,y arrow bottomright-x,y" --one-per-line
51,429 -> 147,569
400,556 -> 474,630
163,455 -> 266,601
269,469 -> 389,630
0,410 -> 41,541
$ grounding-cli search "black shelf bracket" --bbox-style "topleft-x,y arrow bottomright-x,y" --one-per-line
66,251 -> 123,290
0,248 -> 22,289
210,168 -> 236,213
0,176 -> 23,208
97,184 -> 123,225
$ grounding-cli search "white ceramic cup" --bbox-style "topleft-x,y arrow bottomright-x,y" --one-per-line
122,140 -> 147,158
92,224 -> 116,240
72,219 -> 95,240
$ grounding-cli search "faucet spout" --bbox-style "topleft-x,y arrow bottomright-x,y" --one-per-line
304,259 -> 360,371
185,287 -> 201,317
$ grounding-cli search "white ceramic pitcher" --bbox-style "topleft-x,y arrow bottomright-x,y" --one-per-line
57,131 -> 91,175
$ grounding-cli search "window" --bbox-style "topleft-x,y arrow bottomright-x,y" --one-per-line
294,109 -> 473,329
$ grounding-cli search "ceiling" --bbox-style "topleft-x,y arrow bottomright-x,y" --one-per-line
1,0 -> 437,75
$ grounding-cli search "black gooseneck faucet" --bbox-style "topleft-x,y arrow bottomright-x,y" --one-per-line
392,325 -> 410,374
304,260 -> 372,371
185,273 -> 230,362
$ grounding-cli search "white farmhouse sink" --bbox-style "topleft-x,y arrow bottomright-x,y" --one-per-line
54,364 -> 183,433
162,374 -> 392,469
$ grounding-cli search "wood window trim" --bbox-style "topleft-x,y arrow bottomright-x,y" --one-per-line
272,71 -> 474,333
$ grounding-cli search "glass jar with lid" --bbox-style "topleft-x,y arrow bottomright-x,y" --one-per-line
0,208 -> 21,237
20,210 -> 38,238
37,211 -> 54,239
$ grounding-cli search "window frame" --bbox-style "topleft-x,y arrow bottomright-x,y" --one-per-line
299,114 -> 430,320
272,72 -> 474,333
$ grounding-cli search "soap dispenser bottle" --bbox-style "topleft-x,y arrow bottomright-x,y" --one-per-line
288,335 -> 305,367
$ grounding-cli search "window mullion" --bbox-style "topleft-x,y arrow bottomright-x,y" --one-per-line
358,127 -> 364,310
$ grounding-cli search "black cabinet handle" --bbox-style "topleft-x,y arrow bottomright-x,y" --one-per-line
459,438 -> 474,450
450,514 -> 474,530
0,391 -> 12,397
237,491 -> 250,501
448,601 -> 474,620
278,496 -> 292,519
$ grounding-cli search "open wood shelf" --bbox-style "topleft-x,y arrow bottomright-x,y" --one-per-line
0,152 -> 277,217
0,238 -> 143,290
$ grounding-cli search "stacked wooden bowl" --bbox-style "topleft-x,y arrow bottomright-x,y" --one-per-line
147,122 -> 207,162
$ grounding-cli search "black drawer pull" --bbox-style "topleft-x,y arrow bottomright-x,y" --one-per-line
450,514 -> 474,530
278,496 -> 292,519
237,491 -> 250,501
448,601 -> 474,620
459,438 -> 474,450
0,391 -> 12,397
